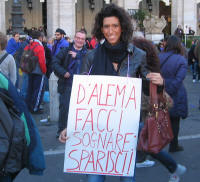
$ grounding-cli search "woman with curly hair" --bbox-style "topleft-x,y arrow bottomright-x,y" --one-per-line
59,4 -> 163,182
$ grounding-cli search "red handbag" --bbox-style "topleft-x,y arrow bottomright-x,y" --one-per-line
137,82 -> 174,154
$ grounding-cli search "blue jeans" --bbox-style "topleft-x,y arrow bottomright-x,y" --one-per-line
58,86 -> 72,133
150,150 -> 177,173
25,74 -> 45,112
192,61 -> 200,80
20,73 -> 28,98
87,175 -> 135,182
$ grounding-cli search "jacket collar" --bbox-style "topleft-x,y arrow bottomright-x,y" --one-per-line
127,43 -> 135,55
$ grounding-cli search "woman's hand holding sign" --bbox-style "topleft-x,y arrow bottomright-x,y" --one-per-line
59,128 -> 68,143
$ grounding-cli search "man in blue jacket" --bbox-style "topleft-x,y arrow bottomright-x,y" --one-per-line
52,28 -> 69,57
6,32 -> 21,88
6,32 -> 20,56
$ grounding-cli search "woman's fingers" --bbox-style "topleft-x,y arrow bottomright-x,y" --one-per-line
146,73 -> 164,85
59,128 -> 68,143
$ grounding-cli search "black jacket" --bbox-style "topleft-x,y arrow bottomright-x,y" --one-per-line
52,43 -> 87,93
42,42 -> 52,78
80,43 -> 149,79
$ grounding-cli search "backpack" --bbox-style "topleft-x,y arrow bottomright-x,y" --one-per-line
20,44 -> 39,73
0,90 -> 28,175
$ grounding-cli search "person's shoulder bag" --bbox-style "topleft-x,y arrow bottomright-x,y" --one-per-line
137,82 -> 174,154
0,53 -> 9,65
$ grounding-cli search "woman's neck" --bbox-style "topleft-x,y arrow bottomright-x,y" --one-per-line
112,62 -> 118,71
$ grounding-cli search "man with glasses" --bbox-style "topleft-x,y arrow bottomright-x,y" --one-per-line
52,30 -> 87,138
52,28 -> 69,57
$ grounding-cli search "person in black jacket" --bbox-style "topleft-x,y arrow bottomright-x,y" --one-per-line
42,36 -> 52,80
41,34 -> 53,100
174,25 -> 184,40
188,40 -> 199,82
188,27 -> 195,35
52,30 -> 87,137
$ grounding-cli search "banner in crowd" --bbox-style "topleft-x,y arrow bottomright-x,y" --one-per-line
64,75 -> 142,177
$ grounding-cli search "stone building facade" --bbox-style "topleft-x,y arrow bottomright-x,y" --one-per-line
0,0 -> 200,37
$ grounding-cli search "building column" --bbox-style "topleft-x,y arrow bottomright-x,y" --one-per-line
171,0 -> 183,34
47,0 -> 75,38
152,0 -> 159,16
114,0 -> 124,7
124,0 -> 140,9
183,0 -> 197,34
171,0 -> 197,34
0,0 -> 6,33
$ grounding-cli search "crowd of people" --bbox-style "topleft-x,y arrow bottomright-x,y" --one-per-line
174,24 -> 195,40
0,3 -> 197,182
7,26 -> 46,36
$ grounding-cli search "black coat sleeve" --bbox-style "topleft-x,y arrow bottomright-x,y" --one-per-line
52,48 -> 69,78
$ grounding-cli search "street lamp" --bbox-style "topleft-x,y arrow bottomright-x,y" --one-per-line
88,0 -> 95,11
10,0 -> 25,34
27,0 -> 33,12
146,0 -> 152,12
146,0 -> 153,34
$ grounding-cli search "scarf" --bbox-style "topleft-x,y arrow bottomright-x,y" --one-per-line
91,40 -> 128,75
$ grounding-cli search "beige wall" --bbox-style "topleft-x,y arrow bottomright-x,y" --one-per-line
124,0 -> 140,9
76,0 -> 103,37
0,0 -> 6,33
47,0 -> 75,38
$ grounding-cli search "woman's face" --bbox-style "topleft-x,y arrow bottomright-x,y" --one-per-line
101,16 -> 122,46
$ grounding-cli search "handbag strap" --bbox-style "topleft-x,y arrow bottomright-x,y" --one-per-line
160,53 -> 173,69
150,82 -> 158,107
0,53 -> 9,65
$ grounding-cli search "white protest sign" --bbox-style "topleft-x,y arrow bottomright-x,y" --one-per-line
64,75 -> 142,177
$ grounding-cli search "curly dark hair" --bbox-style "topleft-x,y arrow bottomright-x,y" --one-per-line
133,37 -> 160,73
164,35 -> 184,55
0,32 -> 7,50
92,4 -> 133,43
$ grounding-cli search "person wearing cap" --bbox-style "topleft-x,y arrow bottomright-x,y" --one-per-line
52,28 -> 69,57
